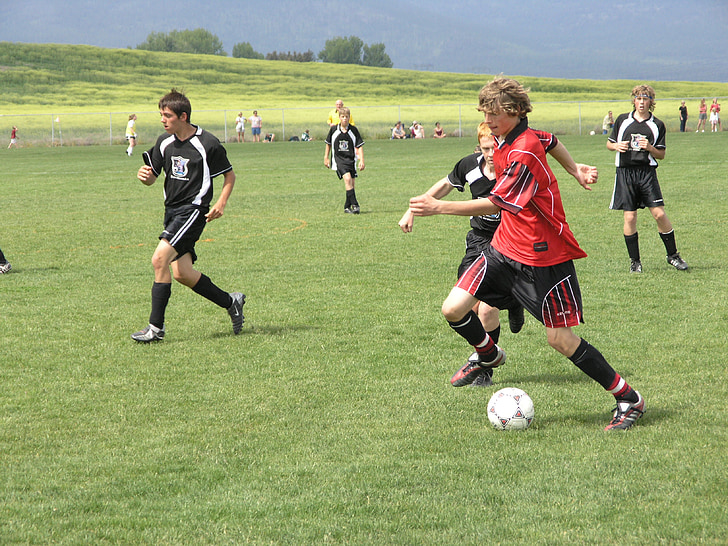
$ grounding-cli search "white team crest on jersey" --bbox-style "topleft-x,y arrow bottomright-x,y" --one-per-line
338,141 -> 350,152
171,156 -> 189,178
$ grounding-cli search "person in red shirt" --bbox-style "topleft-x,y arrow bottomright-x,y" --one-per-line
409,77 -> 645,431
8,126 -> 18,149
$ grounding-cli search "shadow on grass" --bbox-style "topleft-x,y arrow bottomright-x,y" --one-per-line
543,406 -> 663,429
498,371 -> 593,386
209,323 -> 320,338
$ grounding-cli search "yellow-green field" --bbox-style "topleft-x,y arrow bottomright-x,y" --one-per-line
2,42 -> 726,144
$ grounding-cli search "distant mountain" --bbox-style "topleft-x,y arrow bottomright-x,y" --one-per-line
1,0 -> 726,82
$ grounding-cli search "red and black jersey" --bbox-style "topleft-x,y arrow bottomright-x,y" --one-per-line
490,118 -> 587,267
144,125 -> 233,210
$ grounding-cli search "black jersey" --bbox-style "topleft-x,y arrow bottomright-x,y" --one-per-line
609,111 -> 666,168
325,124 -> 364,171
448,152 -> 500,238
144,125 -> 233,210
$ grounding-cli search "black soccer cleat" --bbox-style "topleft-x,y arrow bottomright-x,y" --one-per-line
451,348 -> 506,387
667,253 -> 688,271
227,292 -> 246,334
508,305 -> 525,333
605,391 -> 645,431
131,324 -> 165,343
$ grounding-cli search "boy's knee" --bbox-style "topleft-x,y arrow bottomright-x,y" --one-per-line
441,301 -> 466,322
546,329 -> 581,357
151,254 -> 167,272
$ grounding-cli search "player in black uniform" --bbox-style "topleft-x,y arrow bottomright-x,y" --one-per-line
607,84 -> 688,273
131,89 -> 245,342
324,107 -> 365,214
0,245 -> 11,274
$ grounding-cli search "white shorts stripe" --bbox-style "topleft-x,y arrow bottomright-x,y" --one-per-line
169,209 -> 200,247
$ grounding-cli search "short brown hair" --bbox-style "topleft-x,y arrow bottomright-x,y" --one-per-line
478,77 -> 532,118
159,88 -> 192,121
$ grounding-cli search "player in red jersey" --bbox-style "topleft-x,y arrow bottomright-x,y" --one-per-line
409,77 -> 645,431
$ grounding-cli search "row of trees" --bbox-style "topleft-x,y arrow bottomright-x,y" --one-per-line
137,30 -> 392,68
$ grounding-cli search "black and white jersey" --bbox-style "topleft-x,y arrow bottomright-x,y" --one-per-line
325,124 -> 364,171
144,125 -> 233,210
448,152 -> 500,237
609,111 -> 666,168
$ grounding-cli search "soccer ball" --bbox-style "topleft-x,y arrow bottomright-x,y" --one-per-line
487,387 -> 534,431
589,130 -> 596,135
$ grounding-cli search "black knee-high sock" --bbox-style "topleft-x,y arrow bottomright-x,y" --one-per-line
487,325 -> 501,344
191,274 -> 232,308
0,248 -> 6,263
569,338 -> 638,402
150,282 -> 171,329
345,189 -> 357,208
624,232 -> 640,261
659,229 -> 678,256
448,310 -> 498,360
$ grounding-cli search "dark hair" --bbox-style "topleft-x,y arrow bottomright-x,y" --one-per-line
159,88 -> 192,121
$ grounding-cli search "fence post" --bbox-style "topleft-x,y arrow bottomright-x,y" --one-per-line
459,104 -> 462,138
578,102 -> 582,136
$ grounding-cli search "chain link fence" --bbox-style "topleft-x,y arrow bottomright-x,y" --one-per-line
0,98 -> 714,148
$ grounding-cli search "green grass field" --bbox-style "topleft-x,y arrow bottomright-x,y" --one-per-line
1,130 -> 727,543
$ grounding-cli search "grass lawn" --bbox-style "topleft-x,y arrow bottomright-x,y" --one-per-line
1,131 -> 726,544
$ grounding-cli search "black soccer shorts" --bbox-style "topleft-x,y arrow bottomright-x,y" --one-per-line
610,166 -> 665,211
456,245 -> 585,329
160,206 -> 207,263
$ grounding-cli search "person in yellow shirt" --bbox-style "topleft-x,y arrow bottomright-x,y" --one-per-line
327,99 -> 355,127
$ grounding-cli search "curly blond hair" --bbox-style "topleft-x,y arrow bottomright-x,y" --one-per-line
477,77 -> 532,118
631,84 -> 656,112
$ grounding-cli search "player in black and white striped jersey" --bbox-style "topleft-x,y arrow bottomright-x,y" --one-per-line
324,107 -> 365,214
131,89 -> 245,342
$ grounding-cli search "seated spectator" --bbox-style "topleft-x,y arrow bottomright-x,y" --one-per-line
392,121 -> 407,139
433,122 -> 446,138
413,122 -> 425,139
264,133 -> 276,142
301,129 -> 313,141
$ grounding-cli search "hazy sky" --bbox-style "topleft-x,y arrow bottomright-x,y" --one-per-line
2,0 -> 727,82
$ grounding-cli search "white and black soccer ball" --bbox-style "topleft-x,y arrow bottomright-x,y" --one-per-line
487,387 -> 534,431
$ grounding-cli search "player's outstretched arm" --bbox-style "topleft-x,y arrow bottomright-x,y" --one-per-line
574,163 -> 598,189
548,141 -> 597,190
398,209 -> 415,233
409,193 -> 499,217
399,178 -> 454,233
